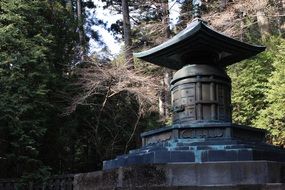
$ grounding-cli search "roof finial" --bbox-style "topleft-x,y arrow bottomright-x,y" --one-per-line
192,0 -> 202,20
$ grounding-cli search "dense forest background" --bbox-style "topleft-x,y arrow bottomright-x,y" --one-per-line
0,0 -> 284,182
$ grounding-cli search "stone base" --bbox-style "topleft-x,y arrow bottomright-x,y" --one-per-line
103,124 -> 285,170
141,123 -> 267,146
74,161 -> 285,190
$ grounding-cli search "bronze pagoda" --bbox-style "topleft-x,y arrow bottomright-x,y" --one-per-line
103,0 -> 285,178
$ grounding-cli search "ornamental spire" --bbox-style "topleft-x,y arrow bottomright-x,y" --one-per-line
192,0 -> 202,20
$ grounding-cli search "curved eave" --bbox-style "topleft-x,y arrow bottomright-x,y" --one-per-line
134,20 -> 202,61
134,20 -> 266,70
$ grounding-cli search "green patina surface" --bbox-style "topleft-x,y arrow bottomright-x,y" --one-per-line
134,20 -> 265,70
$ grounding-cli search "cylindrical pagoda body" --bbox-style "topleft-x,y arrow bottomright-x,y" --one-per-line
171,64 -> 232,125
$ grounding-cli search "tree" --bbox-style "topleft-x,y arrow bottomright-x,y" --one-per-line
254,38 -> 285,147
158,0 -> 172,122
0,0 -> 77,178
65,58 -> 159,167
98,0 -> 169,66
254,0 -> 270,40
77,0 -> 84,58
220,0 -> 228,10
122,0 -> 134,68
227,51 -> 274,126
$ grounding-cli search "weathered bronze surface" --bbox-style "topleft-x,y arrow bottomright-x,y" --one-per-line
171,64 -> 231,125
134,18 -> 264,125
140,123 -> 267,146
134,20 -> 265,70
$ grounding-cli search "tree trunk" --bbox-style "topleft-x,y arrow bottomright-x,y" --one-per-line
158,0 -> 172,122
220,0 -> 228,11
77,0 -> 85,61
277,0 -> 285,33
162,0 -> 171,39
254,0 -> 270,40
164,69 -> 172,117
238,11 -> 244,41
66,0 -> 73,13
122,0 -> 134,69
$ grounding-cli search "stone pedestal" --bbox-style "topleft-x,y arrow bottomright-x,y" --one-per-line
74,161 -> 285,190
101,123 -> 285,190
103,123 -> 285,170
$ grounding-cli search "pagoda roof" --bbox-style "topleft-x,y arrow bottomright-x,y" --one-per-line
133,20 -> 266,70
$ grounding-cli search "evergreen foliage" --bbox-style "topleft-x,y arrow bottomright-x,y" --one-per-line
228,37 -> 285,146
228,51 -> 274,126
0,0 -> 76,179
254,38 -> 285,146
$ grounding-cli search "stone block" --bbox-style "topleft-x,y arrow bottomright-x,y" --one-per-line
170,151 -> 195,162
126,155 -> 143,166
207,150 -> 238,162
154,151 -> 171,163
74,161 -> 285,190
142,152 -> 155,164
237,149 -> 253,161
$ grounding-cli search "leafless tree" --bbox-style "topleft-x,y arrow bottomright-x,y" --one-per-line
64,58 -> 159,158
